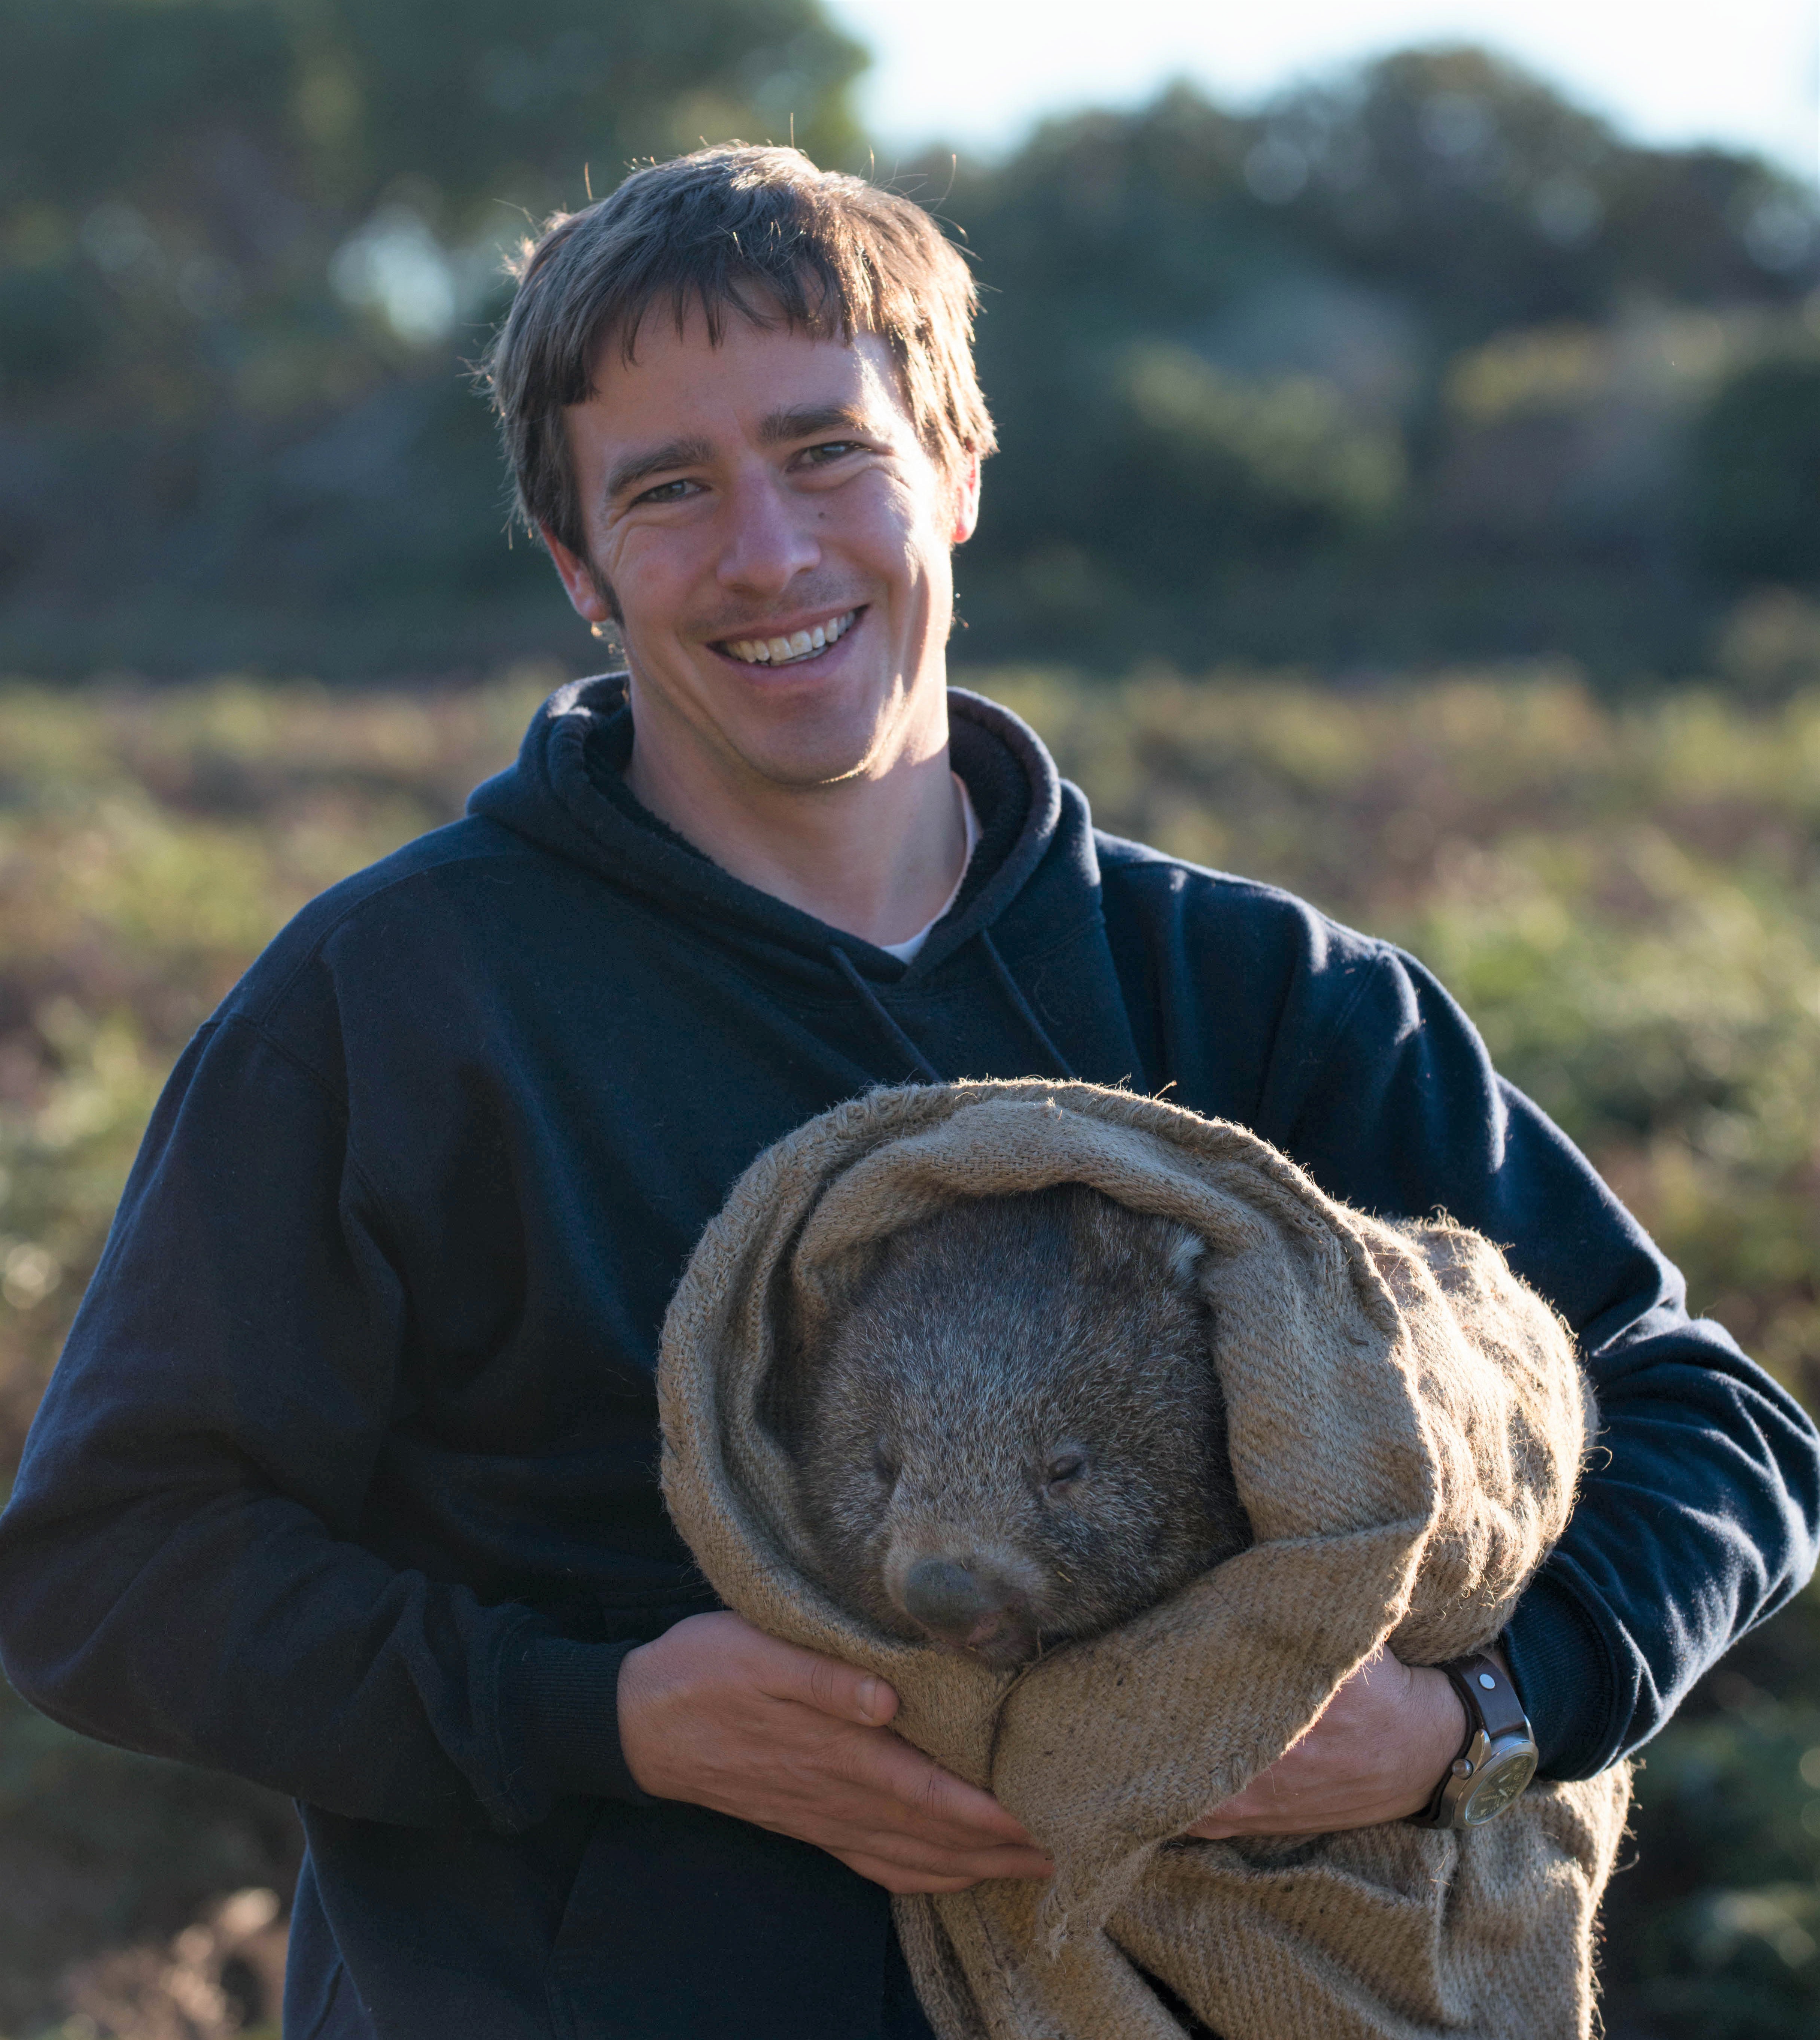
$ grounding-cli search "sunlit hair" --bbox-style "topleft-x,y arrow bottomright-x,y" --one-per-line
485,143 -> 996,559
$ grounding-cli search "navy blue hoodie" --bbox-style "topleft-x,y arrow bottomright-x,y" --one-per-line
1,679 -> 1814,2040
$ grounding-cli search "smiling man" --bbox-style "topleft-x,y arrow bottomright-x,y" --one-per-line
544,308 -> 980,951
1,146 -> 1815,2040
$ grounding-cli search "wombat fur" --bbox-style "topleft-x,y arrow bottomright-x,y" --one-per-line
790,1184 -> 1252,1667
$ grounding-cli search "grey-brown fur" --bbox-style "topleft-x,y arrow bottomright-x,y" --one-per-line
790,1185 -> 1252,1666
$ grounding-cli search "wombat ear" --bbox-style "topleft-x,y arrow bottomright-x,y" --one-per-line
1165,1228 -> 1208,1286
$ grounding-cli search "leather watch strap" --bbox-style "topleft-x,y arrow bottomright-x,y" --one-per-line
1440,1653 -> 1528,1742
1411,1650 -> 1537,1829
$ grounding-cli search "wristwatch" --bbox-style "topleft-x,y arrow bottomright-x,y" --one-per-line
1409,1651 -> 1539,1830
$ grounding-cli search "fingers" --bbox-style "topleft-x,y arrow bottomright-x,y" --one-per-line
618,1609 -> 1051,1889
800,1642 -> 897,1728
1180,1650 -> 1474,1839
768,1776 -> 1053,1887
1183,1803 -> 1306,1840
643,1610 -> 901,1727
825,1818 -> 1054,1889
768,1724 -> 1051,1879
752,1627 -> 898,1728
803,1728 -> 1040,1851
831,1850 -> 982,1895
745,1739 -> 1053,1886
1183,1770 -> 1302,1840
831,1841 -> 1054,1894
853,1731 -> 1043,1849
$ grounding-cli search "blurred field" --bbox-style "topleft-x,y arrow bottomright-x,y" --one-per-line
1,666 -> 1817,2036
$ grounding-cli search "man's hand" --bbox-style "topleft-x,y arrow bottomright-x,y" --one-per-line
617,1611 -> 1053,1894
1183,1646 -> 1469,1839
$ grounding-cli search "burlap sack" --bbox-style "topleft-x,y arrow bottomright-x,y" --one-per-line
657,1080 -> 1631,2040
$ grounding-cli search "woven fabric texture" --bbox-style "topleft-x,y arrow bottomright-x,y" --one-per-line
656,1081 -> 1631,2040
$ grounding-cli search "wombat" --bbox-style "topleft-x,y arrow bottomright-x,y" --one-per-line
790,1184 -> 1251,1667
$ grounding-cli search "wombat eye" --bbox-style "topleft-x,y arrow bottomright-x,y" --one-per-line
871,1446 -> 899,1485
1044,1451 -> 1086,1491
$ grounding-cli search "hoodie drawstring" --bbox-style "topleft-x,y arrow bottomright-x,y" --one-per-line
830,948 -> 944,1083
978,930 -> 1079,1082
830,933 -> 1079,1087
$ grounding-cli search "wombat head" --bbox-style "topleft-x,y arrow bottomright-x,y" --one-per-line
790,1184 -> 1251,1667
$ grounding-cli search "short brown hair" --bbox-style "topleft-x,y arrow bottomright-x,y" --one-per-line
485,144 -> 996,558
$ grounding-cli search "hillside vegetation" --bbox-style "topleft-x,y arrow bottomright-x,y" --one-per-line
1,666 -> 1817,2037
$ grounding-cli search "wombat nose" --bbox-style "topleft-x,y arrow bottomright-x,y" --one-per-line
902,1557 -> 993,1639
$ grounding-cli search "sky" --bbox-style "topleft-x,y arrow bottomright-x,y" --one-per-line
822,0 -> 1820,188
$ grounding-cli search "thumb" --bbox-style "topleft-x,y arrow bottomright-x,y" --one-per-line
777,1644 -> 900,1727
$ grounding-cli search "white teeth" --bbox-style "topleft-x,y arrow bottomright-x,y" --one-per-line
721,611 -> 857,665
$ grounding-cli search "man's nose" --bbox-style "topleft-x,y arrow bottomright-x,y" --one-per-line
716,469 -> 821,598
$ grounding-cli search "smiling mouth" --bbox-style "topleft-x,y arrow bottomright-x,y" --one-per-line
715,608 -> 860,668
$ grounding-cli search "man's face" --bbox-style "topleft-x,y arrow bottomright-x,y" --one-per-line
545,306 -> 979,793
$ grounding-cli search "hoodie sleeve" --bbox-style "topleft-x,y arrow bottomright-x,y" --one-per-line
0,1015 -> 648,1831
1280,941 -> 1820,1780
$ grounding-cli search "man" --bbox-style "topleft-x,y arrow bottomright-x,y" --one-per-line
1,146 -> 1814,2040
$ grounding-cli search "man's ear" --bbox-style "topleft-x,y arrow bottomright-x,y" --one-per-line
541,523 -> 618,627
948,452 -> 982,547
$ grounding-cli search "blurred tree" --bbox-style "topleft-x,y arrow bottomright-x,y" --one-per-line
0,0 -> 865,675
1687,350 -> 1820,587
1277,48 -> 1816,347
4,19 -> 1818,680
1044,344 -> 1405,586
934,48 -> 1819,676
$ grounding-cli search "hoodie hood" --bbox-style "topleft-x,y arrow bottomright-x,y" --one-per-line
466,675 -> 1077,997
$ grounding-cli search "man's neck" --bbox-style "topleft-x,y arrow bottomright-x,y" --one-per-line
622,697 -> 970,949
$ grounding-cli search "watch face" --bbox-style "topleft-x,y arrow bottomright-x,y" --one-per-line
1460,1744 -> 1539,1826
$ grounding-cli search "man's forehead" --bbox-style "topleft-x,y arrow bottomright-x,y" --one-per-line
579,308 -> 905,436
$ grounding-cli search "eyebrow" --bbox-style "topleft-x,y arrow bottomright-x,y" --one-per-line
757,403 -> 872,446
603,405 -> 875,506
604,436 -> 713,504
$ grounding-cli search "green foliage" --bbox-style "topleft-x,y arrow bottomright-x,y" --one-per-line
1716,588 -> 1820,702
1108,346 -> 1405,564
0,1676 -> 299,2038
1604,1700 -> 1820,2038
933,48 -> 1820,675
0,0 -> 865,675
1279,47 -> 1810,339
0,0 -> 865,289
1,665 -> 1817,2035
1689,350 -> 1820,586
4,13 -> 1819,677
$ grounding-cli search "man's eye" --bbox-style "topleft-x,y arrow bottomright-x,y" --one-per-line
632,478 -> 697,505
801,440 -> 860,465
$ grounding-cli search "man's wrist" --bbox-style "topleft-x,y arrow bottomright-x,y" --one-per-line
1409,1646 -> 1539,1829
508,1633 -> 658,1805
1405,1659 -> 1471,1815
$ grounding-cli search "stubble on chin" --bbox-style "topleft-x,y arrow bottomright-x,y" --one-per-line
724,686 -> 914,794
